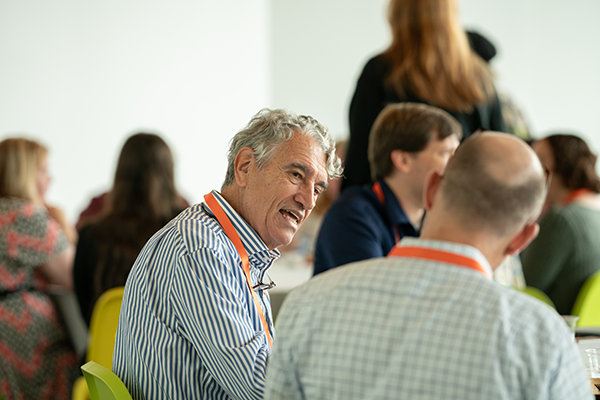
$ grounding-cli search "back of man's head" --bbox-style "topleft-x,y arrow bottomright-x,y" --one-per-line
368,103 -> 462,181
437,132 -> 546,237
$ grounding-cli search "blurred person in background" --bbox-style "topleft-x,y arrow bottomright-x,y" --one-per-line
0,137 -> 79,400
73,133 -> 187,325
343,0 -> 505,190
314,103 -> 461,276
467,30 -> 532,141
522,134 -> 600,315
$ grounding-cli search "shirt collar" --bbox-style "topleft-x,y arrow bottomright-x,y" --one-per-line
396,237 -> 494,278
378,179 -> 415,228
204,190 -> 280,272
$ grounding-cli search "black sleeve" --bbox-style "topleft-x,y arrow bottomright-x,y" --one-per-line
73,225 -> 99,326
489,90 -> 507,133
344,55 -> 390,191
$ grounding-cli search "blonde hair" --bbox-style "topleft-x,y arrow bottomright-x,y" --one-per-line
384,0 -> 495,112
0,138 -> 48,204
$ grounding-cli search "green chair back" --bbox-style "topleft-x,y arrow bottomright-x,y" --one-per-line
81,361 -> 132,400
572,270 -> 600,326
518,286 -> 556,309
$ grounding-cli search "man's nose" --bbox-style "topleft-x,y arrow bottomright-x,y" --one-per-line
297,184 -> 316,211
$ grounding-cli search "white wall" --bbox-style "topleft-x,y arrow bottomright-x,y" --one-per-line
2,0 -> 599,223
271,0 -> 600,147
460,0 -> 600,141
0,0 -> 270,221
270,0 -> 389,140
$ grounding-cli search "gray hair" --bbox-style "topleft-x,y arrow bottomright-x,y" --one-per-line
222,108 -> 343,188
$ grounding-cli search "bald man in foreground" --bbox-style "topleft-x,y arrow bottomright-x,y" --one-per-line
265,133 -> 593,400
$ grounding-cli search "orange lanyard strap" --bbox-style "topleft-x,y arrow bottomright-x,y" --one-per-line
561,188 -> 592,205
204,193 -> 273,349
372,181 -> 401,244
372,181 -> 385,204
388,245 -> 492,280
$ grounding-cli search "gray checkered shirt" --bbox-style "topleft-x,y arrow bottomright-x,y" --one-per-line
265,238 -> 593,400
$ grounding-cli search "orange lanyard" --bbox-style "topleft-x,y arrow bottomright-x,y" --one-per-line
388,245 -> 492,280
204,193 -> 273,349
561,188 -> 592,205
372,181 -> 401,244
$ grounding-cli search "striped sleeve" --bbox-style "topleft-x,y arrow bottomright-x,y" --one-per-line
170,220 -> 270,400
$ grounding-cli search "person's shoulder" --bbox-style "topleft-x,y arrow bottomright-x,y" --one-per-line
330,185 -> 379,212
554,204 -> 600,241
172,203 -> 235,253
0,197 -> 48,223
562,203 -> 600,219
0,196 -> 33,208
492,283 -> 568,336
76,222 -> 97,243
538,205 -> 571,223
361,53 -> 391,74
436,272 -> 566,343
303,255 -> 393,293
287,257 -> 376,303
320,186 -> 384,231
539,205 -> 586,232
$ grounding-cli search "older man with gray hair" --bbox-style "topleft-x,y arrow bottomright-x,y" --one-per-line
265,132 -> 592,400
113,109 -> 342,400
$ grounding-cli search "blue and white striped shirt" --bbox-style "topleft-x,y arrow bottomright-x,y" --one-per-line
113,191 -> 278,400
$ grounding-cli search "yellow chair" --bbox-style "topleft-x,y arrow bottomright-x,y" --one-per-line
81,361 -> 132,400
518,286 -> 556,309
86,286 -> 125,369
572,271 -> 600,327
73,286 -> 125,400
72,377 -> 90,400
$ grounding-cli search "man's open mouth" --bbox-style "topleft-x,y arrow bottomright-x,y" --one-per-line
280,209 -> 301,225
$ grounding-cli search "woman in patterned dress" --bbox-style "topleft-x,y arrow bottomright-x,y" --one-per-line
0,138 -> 79,400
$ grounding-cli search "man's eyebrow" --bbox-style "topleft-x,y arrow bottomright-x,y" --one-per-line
288,162 -> 328,190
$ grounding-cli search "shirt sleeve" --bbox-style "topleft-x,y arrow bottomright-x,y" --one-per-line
171,247 -> 271,400
521,209 -> 573,292
547,326 -> 594,400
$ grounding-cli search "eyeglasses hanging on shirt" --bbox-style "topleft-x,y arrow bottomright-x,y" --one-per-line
253,272 -> 276,292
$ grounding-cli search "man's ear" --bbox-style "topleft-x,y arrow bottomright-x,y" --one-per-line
504,222 -> 540,256
234,147 -> 255,188
390,150 -> 412,174
423,171 -> 443,212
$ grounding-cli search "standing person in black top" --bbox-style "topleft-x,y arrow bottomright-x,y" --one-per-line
73,133 -> 188,325
343,0 -> 506,190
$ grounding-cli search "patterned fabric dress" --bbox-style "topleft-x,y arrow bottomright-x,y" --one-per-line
0,197 -> 79,400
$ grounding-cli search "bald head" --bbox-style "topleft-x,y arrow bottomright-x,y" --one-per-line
437,132 -> 547,236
